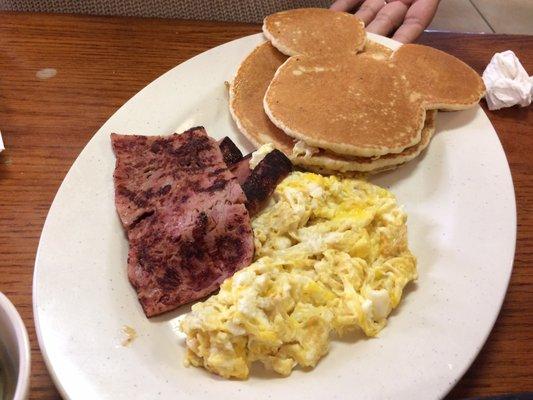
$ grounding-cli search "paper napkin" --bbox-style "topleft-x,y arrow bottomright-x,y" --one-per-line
482,50 -> 533,110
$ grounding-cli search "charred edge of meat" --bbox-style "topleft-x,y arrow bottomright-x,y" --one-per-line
179,126 -> 205,135
218,137 -> 243,166
243,149 -> 293,215
111,133 -> 149,155
111,133 -> 149,144
144,127 -> 213,167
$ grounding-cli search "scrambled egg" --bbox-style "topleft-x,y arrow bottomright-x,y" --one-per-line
180,172 -> 417,379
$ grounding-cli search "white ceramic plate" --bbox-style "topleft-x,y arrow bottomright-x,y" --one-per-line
33,33 -> 516,400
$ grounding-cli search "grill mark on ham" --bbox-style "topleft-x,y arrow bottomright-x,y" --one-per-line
129,210 -> 155,230
112,127 -> 254,317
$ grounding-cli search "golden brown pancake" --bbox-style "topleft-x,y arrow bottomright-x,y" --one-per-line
229,42 -> 435,173
264,54 -> 426,157
360,39 -> 393,60
291,110 -> 437,172
392,44 -> 485,110
263,8 -> 366,57
229,42 -> 293,154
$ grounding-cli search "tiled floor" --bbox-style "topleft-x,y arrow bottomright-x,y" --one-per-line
428,0 -> 533,34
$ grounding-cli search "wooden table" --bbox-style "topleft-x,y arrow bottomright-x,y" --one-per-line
0,12 -> 531,400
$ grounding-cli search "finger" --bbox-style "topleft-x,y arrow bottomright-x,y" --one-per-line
392,0 -> 440,43
330,0 -> 364,12
354,0 -> 388,26
391,0 -> 416,6
366,1 -> 409,37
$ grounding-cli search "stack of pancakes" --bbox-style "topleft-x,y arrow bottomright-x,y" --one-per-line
229,8 -> 485,175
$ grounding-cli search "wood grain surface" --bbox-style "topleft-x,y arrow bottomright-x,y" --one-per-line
0,12 -> 531,400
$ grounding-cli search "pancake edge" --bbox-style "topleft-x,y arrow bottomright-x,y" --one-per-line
290,110 -> 437,172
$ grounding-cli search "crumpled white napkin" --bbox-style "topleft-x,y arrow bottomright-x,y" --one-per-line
482,50 -> 533,110
0,131 -> 4,153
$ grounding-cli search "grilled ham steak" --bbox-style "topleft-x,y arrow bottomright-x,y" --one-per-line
112,127 -> 254,317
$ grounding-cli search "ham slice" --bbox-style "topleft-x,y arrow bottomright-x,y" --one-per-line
111,127 -> 254,317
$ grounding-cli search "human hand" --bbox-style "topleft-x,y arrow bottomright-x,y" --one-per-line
330,0 -> 440,43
